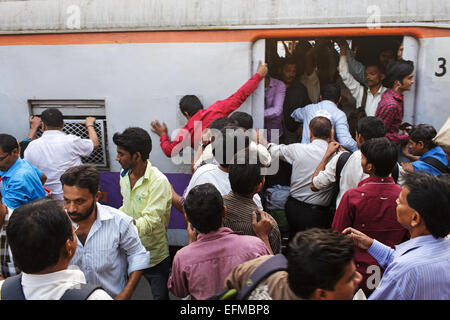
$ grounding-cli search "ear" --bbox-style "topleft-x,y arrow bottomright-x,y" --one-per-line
380,73 -> 385,80
222,205 -> 227,219
95,191 -> 102,203
310,288 -> 329,300
410,210 -> 422,228
64,237 -> 77,259
184,112 -> 191,120
417,141 -> 425,149
338,96 -> 343,105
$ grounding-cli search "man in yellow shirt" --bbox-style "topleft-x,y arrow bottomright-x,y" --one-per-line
113,127 -> 172,300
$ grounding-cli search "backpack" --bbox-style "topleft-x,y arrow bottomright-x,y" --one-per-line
208,254 -> 288,300
1,274 -> 102,300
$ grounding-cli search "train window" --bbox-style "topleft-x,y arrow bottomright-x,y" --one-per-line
28,99 -> 110,170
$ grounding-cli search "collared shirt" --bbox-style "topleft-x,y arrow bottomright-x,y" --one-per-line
119,160 -> 172,268
160,73 -> 263,157
338,55 -> 387,116
24,130 -> 94,200
291,100 -> 358,152
312,150 -> 369,208
167,227 -> 270,300
368,235 -> 450,300
264,77 -> 286,141
412,146 -> 449,175
222,191 -> 282,254
0,207 -> 20,278
0,158 -> 46,209
300,70 -> 321,104
332,176 -> 408,294
0,267 -> 112,300
70,203 -> 150,297
269,139 -> 336,206
184,163 -> 263,210
375,89 -> 409,145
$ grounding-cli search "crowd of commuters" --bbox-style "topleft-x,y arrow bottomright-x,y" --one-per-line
0,38 -> 449,301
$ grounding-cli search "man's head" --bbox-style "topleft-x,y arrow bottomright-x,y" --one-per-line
6,198 -> 77,274
360,137 -> 398,177
309,116 -> 332,142
0,134 -> 19,172
212,126 -> 251,169
184,183 -> 225,234
113,127 -> 152,169
396,172 -> 450,238
228,148 -> 266,197
408,124 -> 437,156
355,116 -> 386,148
179,95 -> 204,119
228,112 -> 253,130
287,228 -> 362,300
365,63 -> 385,89
378,49 -> 395,68
347,107 -> 367,140
40,108 -> 64,130
384,60 -> 415,91
319,83 -> 341,104
279,57 -> 297,86
60,165 -> 100,223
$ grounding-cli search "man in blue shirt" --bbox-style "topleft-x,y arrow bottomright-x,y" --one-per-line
401,124 -> 449,175
0,134 -> 46,209
343,172 -> 450,300
291,83 -> 358,152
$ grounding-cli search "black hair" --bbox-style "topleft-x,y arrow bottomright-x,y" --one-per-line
228,148 -> 264,196
6,198 -> 73,274
409,124 -> 437,150
320,83 -> 341,103
403,172 -> 450,238
384,60 -> 414,89
228,112 -> 253,130
356,116 -> 386,141
211,126 -> 251,168
60,164 -> 99,196
279,57 -> 298,69
209,117 -> 228,131
40,108 -> 64,128
309,116 -> 332,140
347,108 -> 367,139
179,95 -> 204,117
360,137 -> 398,177
287,228 -> 355,299
113,127 -> 152,161
184,183 -> 224,234
0,133 -> 19,153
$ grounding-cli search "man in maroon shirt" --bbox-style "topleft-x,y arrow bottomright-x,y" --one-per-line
375,60 -> 414,146
150,62 -> 268,157
332,137 -> 408,297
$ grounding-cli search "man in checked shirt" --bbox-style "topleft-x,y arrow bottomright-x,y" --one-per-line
375,60 -> 414,146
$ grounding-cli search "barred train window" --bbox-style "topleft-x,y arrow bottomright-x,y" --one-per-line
29,100 -> 109,170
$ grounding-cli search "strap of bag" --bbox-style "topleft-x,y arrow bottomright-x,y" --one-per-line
421,157 -> 449,174
236,254 -> 288,300
361,87 -> 368,109
60,283 -> 103,300
0,274 -> 25,300
336,152 -> 352,189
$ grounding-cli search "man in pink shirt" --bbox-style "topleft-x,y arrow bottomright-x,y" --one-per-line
151,62 -> 268,157
167,183 -> 274,300
332,137 -> 408,297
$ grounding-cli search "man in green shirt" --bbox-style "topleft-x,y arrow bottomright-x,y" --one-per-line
113,127 -> 172,300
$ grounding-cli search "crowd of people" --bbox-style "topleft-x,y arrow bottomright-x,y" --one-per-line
0,38 -> 449,300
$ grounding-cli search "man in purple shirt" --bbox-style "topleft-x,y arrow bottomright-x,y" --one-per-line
264,76 -> 286,142
332,137 -> 408,297
168,183 -> 273,300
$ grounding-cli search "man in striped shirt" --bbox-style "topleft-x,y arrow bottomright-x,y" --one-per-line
344,172 -> 450,300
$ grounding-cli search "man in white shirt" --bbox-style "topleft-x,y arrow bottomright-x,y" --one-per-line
264,116 -> 336,238
311,116 -> 386,208
0,198 -> 112,300
24,108 -> 99,200
337,40 -> 387,116
61,165 -> 150,299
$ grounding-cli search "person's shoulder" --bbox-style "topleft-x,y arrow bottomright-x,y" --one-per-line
98,202 -> 133,223
192,163 -> 220,178
87,289 -> 113,300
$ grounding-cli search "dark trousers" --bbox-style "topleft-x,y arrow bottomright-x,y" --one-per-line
142,256 -> 171,300
285,196 -> 333,240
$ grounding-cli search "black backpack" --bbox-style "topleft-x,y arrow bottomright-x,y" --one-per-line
209,254 -> 288,300
1,274 -> 103,300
